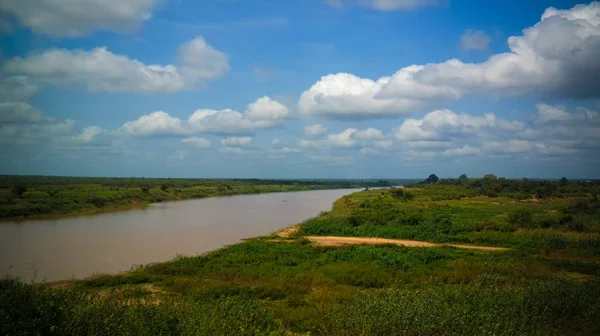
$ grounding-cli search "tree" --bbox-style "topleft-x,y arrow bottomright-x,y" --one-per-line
484,174 -> 497,180
560,177 -> 568,185
458,174 -> 468,180
12,185 -> 27,197
425,174 -> 439,184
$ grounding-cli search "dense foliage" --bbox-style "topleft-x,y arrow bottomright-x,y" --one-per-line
2,175 -> 600,334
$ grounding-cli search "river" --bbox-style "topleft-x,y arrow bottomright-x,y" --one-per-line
0,189 -> 361,282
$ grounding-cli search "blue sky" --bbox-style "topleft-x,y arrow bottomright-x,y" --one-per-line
0,0 -> 599,179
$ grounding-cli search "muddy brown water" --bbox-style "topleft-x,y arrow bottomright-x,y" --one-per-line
0,189 -> 362,282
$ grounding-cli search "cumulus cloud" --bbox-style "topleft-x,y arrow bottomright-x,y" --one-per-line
118,96 -> 288,137
178,37 -> 230,84
182,137 -> 211,149
0,102 -> 47,123
0,77 -> 38,102
325,0 -> 438,11
301,3 -> 600,119
118,111 -> 187,137
58,126 -> 106,146
394,109 -> 524,141
268,146 -> 301,154
459,29 -> 491,50
219,147 -> 255,154
0,107 -> 106,147
442,145 -> 482,156
355,127 -> 384,140
301,127 -> 385,149
244,97 -> 288,120
220,136 -> 252,147
188,96 -> 288,135
536,103 -> 600,124
305,124 -> 328,137
0,0 -> 163,36
3,36 -> 229,93
299,71 -> 443,119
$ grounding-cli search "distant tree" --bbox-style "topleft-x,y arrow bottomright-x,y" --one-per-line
484,174 -> 498,180
141,186 -> 150,193
11,185 -> 27,197
425,174 -> 439,184
560,177 -> 568,185
160,184 -> 170,191
458,174 -> 468,180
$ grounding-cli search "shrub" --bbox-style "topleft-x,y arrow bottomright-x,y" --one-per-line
508,209 -> 534,228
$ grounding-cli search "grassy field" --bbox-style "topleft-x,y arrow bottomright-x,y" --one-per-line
0,175 -> 398,220
2,176 -> 600,335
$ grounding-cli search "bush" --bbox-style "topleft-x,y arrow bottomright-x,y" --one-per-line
508,209 -> 534,228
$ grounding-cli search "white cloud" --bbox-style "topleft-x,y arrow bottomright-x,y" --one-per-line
304,124 -> 328,137
301,127 -> 385,150
58,126 -> 106,146
178,36 -> 230,84
245,96 -> 288,120
219,147 -> 255,154
0,0 -> 162,36
221,136 -> 252,147
301,3 -> 600,119
459,29 -> 491,50
536,103 -> 571,123
354,127 -> 384,140
3,36 -> 229,93
268,146 -> 301,154
442,145 -> 482,156
188,96 -> 287,135
482,140 -> 545,154
117,96 -> 287,138
0,77 -> 38,101
118,111 -> 187,137
299,71 -> 442,119
535,103 -> 600,124
325,0 -> 438,11
0,102 -> 47,123
394,109 -> 524,141
271,138 -> 280,145
0,107 -> 108,148
182,136 -> 211,149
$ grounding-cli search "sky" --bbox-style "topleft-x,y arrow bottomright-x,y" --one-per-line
0,0 -> 599,179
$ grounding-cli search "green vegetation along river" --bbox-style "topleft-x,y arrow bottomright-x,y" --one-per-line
2,176 -> 600,335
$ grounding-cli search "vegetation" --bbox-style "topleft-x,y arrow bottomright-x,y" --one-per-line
2,175 -> 600,334
0,175 -> 404,220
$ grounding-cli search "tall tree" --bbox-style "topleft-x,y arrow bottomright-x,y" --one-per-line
425,174 -> 439,184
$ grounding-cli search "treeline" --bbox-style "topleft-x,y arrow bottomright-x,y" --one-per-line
413,174 -> 600,200
0,176 -> 401,220
0,175 -> 398,189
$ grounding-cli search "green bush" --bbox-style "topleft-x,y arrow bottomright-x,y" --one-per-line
508,209 -> 534,228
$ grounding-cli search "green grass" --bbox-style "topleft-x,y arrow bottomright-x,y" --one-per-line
2,177 -> 600,334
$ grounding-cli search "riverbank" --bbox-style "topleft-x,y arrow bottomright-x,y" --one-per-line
3,178 -> 600,335
0,176 -> 390,221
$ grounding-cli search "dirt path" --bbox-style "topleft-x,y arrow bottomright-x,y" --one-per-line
303,236 -> 511,251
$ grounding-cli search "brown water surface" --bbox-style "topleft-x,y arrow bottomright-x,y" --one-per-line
0,189 -> 360,282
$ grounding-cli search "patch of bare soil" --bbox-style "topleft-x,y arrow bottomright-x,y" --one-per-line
302,236 -> 511,251
276,226 -> 300,238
